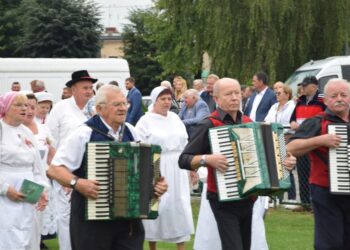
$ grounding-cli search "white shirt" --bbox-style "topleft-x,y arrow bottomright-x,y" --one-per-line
52,119 -> 139,172
264,100 -> 296,127
249,87 -> 268,122
46,97 -> 88,149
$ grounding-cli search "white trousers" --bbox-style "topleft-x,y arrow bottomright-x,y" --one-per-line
251,196 -> 269,250
54,182 -> 72,250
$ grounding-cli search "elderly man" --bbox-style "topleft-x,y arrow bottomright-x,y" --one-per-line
287,79 -> 350,250
193,79 -> 205,95
46,70 -> 96,250
48,85 -> 167,250
178,89 -> 210,138
30,79 -> 46,93
179,78 -> 296,250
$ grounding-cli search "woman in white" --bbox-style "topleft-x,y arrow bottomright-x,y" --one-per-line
0,92 -> 48,250
135,86 -> 194,250
194,167 -> 221,250
264,85 -> 295,126
23,94 -> 56,250
34,92 -> 53,124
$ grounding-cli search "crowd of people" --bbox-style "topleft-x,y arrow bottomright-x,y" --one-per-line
0,69 -> 349,250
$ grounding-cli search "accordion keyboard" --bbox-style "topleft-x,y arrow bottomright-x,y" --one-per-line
328,124 -> 350,194
209,127 -> 241,201
86,143 -> 111,220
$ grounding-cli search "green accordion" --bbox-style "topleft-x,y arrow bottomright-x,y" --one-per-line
209,122 -> 291,201
84,142 -> 161,220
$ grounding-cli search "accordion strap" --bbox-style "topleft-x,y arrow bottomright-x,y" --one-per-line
86,124 -> 115,141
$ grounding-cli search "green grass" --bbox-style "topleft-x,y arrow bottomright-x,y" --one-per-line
43,198 -> 314,250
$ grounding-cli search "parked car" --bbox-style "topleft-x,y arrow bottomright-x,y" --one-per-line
285,56 -> 350,94
142,96 -> 151,112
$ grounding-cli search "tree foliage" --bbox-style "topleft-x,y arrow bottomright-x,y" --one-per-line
145,0 -> 350,85
0,0 -> 103,58
0,0 -> 23,57
122,9 -> 164,94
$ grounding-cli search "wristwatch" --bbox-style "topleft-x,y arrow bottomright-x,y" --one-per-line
69,176 -> 79,189
199,155 -> 206,167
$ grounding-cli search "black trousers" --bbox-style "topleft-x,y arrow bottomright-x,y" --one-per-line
70,191 -> 144,250
208,192 -> 254,250
296,155 -> 311,204
311,184 -> 350,250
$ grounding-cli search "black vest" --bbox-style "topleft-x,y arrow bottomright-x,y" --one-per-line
73,115 -> 134,177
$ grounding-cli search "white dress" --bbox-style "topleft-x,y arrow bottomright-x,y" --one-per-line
194,167 -> 221,250
135,111 -> 194,243
33,122 -> 57,244
30,122 -> 54,250
0,120 -> 48,250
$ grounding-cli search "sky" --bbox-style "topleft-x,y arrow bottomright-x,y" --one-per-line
92,0 -> 154,32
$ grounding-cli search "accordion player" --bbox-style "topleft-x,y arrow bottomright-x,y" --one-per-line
209,122 -> 291,201
84,141 -> 161,220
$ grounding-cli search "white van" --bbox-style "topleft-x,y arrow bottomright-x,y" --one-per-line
285,56 -> 350,94
0,58 -> 130,102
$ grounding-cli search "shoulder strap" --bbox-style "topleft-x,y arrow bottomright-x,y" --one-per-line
310,113 -> 329,166
86,124 -> 115,141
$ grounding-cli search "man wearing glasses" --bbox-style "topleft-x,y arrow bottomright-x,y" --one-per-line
48,84 -> 168,250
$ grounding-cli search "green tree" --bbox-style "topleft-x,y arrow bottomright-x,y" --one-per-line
15,0 -> 103,57
149,0 -> 350,85
0,0 -> 23,57
123,9 -> 164,95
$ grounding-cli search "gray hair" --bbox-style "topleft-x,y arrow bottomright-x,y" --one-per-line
193,79 -> 203,86
31,80 -> 45,88
207,74 -> 220,81
324,78 -> 350,96
95,84 -> 122,106
183,89 -> 200,100
160,80 -> 173,90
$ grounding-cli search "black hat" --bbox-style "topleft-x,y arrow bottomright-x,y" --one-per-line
298,76 -> 318,87
65,70 -> 98,87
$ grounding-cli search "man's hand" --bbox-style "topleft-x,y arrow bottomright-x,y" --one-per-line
6,186 -> 26,202
74,178 -> 100,200
206,154 -> 228,173
290,121 -> 299,130
154,176 -> 168,198
283,152 -> 297,171
321,133 -> 342,148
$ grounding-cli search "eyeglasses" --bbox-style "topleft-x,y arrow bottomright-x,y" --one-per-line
276,92 -> 283,96
101,102 -> 130,108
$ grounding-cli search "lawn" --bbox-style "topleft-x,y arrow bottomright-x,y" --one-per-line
44,198 -> 314,250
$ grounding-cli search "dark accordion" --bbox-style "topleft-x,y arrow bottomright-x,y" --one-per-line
84,142 -> 161,220
328,124 -> 350,194
209,122 -> 291,201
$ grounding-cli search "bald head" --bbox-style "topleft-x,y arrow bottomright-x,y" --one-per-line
213,78 -> 241,97
213,78 -> 241,116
